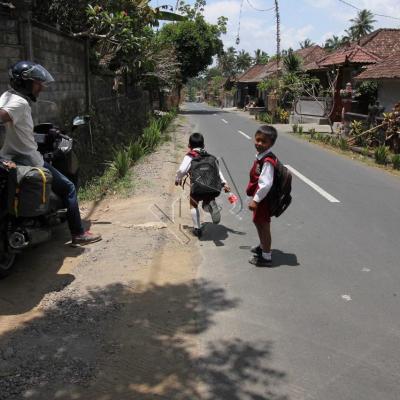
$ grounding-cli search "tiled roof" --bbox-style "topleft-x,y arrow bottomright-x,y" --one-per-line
355,53 -> 400,80
318,45 -> 381,67
236,64 -> 270,83
237,45 -> 328,82
312,29 -> 400,69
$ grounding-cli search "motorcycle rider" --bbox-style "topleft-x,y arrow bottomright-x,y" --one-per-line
0,61 -> 101,246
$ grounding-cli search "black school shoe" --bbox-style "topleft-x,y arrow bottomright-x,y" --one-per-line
250,245 -> 263,256
249,254 -> 272,267
192,228 -> 203,238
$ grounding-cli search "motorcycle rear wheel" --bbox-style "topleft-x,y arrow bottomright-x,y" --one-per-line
0,246 -> 16,279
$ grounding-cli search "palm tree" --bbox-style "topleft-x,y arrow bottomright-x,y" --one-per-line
254,49 -> 269,64
299,38 -> 315,49
324,35 -> 342,51
218,46 -> 237,77
349,9 -> 376,40
283,50 -> 302,74
236,50 -> 252,72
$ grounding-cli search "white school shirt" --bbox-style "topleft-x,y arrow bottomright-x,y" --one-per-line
0,90 -> 44,167
253,148 -> 274,203
175,148 -> 227,184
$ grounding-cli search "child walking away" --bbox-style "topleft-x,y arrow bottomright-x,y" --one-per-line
175,132 -> 231,237
246,125 -> 292,266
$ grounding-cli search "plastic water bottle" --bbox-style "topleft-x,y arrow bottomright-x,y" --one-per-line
227,192 -> 238,204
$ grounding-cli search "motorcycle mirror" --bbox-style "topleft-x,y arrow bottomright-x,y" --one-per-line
72,116 -> 86,126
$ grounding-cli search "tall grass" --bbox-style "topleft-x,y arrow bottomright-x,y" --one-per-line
374,145 -> 389,165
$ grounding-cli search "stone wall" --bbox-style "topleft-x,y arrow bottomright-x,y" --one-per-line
0,6 -> 152,183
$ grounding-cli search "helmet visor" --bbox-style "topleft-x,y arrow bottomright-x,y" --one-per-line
25,64 -> 55,86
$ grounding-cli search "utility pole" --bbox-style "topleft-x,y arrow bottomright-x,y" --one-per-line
274,0 -> 281,71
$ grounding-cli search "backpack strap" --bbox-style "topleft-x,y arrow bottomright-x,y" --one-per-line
258,152 -> 278,169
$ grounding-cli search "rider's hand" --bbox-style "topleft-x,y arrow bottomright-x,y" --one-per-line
223,184 -> 231,193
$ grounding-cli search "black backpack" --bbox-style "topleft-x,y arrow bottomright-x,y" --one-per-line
263,153 -> 292,217
189,150 -> 222,197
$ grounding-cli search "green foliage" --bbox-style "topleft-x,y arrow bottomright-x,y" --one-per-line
236,50 -> 252,72
339,137 -> 349,150
254,49 -> 269,64
374,145 -> 389,165
79,109 -> 177,201
111,148 -> 131,178
308,128 -> 316,136
259,113 -> 274,124
159,4 -> 225,83
283,50 -> 303,74
392,154 -> 400,170
349,9 -> 376,40
297,125 -> 304,134
141,119 -> 162,152
127,141 -> 145,162
323,134 -> 332,144
292,124 -> 298,133
299,39 -> 315,49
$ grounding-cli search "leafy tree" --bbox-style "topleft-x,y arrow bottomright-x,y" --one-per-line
158,1 -> 226,83
236,50 -> 252,72
299,38 -> 315,49
253,49 -> 269,64
349,9 -> 376,40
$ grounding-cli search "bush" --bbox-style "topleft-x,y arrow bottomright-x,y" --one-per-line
298,125 -> 304,134
275,107 -> 289,123
259,112 -> 274,124
323,135 -> 331,144
110,148 -> 130,178
292,123 -> 298,133
127,141 -> 145,162
308,128 -> 316,136
141,119 -> 162,152
314,132 -> 323,141
392,154 -> 400,170
374,145 -> 389,165
339,137 -> 349,150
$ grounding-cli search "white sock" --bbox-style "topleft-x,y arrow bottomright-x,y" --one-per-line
262,251 -> 272,260
191,208 -> 201,229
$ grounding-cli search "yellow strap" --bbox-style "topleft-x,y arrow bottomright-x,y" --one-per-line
32,168 -> 47,204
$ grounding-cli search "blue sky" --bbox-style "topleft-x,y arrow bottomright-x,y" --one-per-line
152,0 -> 400,55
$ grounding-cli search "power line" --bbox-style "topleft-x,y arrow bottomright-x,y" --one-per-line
246,0 -> 275,12
337,0 -> 400,21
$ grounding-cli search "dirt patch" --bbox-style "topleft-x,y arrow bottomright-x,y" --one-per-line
0,118 -> 210,399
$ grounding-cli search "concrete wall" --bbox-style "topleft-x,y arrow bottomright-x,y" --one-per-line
378,80 -> 400,112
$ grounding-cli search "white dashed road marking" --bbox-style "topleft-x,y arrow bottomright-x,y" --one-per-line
238,130 -> 251,140
285,165 -> 341,203
221,119 -> 228,124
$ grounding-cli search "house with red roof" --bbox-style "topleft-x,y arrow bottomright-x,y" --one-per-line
355,53 -> 400,112
308,29 -> 400,121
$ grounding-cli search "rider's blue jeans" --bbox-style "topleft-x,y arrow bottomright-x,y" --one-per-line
44,162 -> 84,236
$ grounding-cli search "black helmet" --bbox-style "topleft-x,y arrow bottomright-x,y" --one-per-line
9,61 -> 54,101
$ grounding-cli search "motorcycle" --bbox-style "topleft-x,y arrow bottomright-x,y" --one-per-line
0,115 -> 87,278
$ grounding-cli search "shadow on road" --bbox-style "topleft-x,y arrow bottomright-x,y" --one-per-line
0,225 -> 84,315
179,109 -> 227,116
200,222 -> 246,247
239,246 -> 300,268
0,279 -> 288,400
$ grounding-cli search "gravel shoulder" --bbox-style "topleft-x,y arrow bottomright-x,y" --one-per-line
0,117 -> 207,399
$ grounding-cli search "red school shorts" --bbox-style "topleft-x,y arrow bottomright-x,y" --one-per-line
253,198 -> 271,224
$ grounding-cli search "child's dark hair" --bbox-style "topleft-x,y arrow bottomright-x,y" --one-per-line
189,132 -> 204,149
255,125 -> 278,145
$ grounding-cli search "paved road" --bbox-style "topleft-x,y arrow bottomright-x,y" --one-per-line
183,103 -> 400,400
